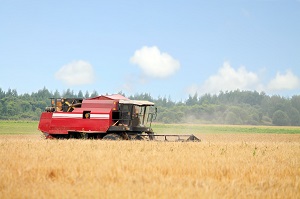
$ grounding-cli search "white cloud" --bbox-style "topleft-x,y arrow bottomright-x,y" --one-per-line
191,62 -> 260,94
187,62 -> 300,95
267,70 -> 300,91
55,60 -> 95,85
130,46 -> 180,78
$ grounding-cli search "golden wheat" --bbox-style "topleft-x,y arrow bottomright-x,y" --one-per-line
0,134 -> 299,199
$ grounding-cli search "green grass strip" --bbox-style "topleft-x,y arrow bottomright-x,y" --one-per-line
0,121 -> 39,135
152,123 -> 300,134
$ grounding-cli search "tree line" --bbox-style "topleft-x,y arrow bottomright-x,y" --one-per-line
0,87 -> 300,126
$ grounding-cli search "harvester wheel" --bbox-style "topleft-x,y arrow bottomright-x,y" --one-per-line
133,135 -> 144,140
146,131 -> 155,140
102,133 -> 122,140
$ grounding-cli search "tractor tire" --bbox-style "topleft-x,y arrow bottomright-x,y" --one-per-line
133,135 -> 144,140
102,133 -> 122,140
146,131 -> 155,140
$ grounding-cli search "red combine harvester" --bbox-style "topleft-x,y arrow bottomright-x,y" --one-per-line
38,94 -> 200,141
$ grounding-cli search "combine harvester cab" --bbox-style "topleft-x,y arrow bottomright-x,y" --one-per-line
38,94 -> 200,142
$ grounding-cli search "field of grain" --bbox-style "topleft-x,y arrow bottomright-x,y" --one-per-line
0,122 -> 300,198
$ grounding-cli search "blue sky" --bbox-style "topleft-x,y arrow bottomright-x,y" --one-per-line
1,0 -> 299,100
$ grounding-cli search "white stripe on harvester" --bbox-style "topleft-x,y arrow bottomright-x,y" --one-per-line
52,113 -> 109,119
53,113 -> 82,118
90,114 -> 109,119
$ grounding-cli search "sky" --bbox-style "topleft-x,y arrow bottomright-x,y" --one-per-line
1,0 -> 300,100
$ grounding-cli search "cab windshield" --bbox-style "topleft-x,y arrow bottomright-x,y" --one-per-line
133,105 -> 156,126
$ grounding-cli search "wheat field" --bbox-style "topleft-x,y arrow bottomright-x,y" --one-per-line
0,133 -> 299,199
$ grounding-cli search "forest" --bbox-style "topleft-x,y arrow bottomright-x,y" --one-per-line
0,87 -> 300,126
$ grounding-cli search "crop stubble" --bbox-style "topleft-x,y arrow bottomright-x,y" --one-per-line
0,133 -> 299,199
